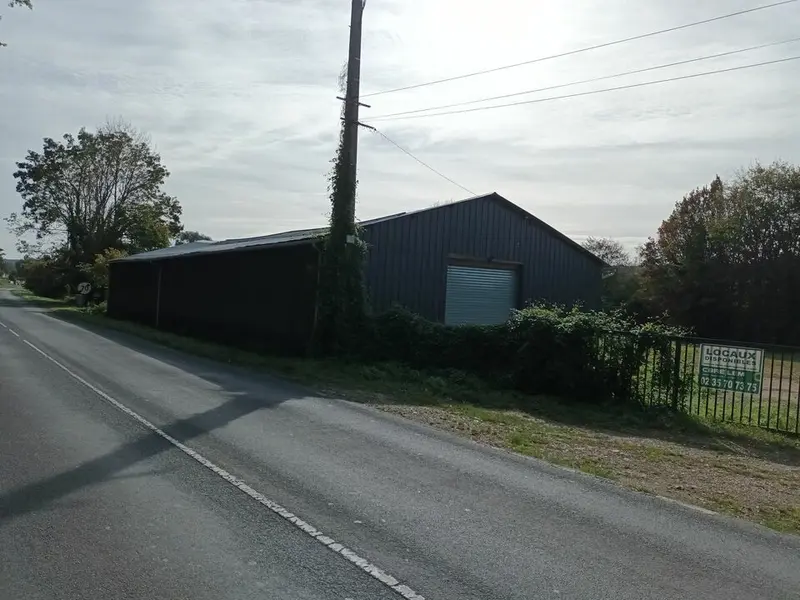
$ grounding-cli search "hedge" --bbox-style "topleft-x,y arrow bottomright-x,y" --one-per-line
362,305 -> 689,408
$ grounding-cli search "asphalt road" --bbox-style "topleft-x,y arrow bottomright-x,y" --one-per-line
1,289 -> 798,600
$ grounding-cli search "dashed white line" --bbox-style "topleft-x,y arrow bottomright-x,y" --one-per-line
9,329 -> 20,337
0,321 -> 7,328
22,339 -> 425,600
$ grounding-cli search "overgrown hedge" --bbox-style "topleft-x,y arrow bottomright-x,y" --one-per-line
363,306 -> 689,408
21,258 -> 71,298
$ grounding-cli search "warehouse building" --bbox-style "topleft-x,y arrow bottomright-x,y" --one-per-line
108,193 -> 605,353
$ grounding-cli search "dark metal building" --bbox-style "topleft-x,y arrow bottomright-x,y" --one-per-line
108,193 -> 604,353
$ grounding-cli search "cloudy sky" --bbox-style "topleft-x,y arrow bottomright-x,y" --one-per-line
1,0 -> 799,257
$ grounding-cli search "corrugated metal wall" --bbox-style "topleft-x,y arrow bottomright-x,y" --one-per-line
108,260 -> 159,325
108,244 -> 319,355
362,195 -> 603,321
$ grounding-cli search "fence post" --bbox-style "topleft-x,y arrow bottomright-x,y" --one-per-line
671,339 -> 682,411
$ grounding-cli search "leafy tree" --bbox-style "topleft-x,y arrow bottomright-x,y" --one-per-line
582,237 -> 631,267
19,255 -> 70,298
8,120 -> 182,271
175,230 -> 212,245
79,247 -> 128,290
639,162 -> 800,343
581,237 -> 647,315
1,0 -> 32,47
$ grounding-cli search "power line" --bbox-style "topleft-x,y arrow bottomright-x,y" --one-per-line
369,128 -> 476,196
363,55 -> 800,122
367,37 -> 800,121
361,0 -> 798,98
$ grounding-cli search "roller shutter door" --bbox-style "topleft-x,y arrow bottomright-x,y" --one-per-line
445,265 -> 518,325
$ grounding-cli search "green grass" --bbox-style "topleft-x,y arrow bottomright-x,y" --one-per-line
7,287 -> 69,306
762,506 -> 800,533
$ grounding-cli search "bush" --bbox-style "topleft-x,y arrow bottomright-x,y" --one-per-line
362,305 -> 688,408
82,301 -> 107,315
21,258 -> 70,298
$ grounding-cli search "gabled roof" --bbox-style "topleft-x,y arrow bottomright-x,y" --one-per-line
393,192 -> 605,265
114,193 -> 604,265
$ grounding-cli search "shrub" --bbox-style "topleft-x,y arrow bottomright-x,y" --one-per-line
21,257 -> 70,298
82,301 -> 107,316
363,305 -> 688,408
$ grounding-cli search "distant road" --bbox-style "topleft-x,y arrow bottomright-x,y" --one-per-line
1,290 -> 798,600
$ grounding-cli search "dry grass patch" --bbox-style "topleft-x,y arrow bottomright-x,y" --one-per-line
376,403 -> 800,534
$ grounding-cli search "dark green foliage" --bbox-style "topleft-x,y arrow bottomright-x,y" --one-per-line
581,237 -> 651,319
175,230 -> 212,245
9,121 -> 182,271
582,237 -> 629,267
314,115 -> 367,355
18,256 -> 70,298
363,305 -> 687,408
81,301 -> 108,316
639,162 -> 800,343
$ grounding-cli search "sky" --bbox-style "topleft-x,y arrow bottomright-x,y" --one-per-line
1,0 -> 799,258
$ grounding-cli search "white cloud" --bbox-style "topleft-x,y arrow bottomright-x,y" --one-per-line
1,0 -> 799,256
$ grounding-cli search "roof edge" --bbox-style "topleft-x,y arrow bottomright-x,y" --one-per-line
486,192 -> 607,266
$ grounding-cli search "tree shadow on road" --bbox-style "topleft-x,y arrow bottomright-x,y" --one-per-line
0,313 -> 309,523
0,390 -> 293,522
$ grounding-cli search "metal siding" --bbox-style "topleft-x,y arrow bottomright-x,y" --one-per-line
363,195 -> 603,321
445,265 -> 518,325
107,261 -> 159,325
113,245 -> 318,354
432,207 -> 447,320
372,224 -> 390,311
479,200 -> 490,256
385,220 -> 400,307
404,218 -> 419,310
422,210 -> 435,318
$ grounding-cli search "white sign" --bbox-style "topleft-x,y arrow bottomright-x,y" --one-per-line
77,282 -> 92,295
700,345 -> 763,372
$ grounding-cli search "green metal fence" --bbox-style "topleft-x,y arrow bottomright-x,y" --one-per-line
601,333 -> 800,434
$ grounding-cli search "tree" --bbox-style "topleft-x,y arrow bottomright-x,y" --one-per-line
581,237 -> 645,314
175,230 -> 212,245
79,247 -> 127,291
1,0 -> 32,47
581,237 -> 632,267
639,162 -> 800,343
0,247 -> 6,276
18,255 -> 70,297
8,120 -> 182,272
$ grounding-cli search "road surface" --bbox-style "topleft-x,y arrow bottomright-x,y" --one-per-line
1,289 -> 798,599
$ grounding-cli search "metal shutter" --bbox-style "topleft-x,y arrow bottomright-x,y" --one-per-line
445,265 -> 518,326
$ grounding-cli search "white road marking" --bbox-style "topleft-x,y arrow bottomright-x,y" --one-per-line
22,339 -> 425,600
10,330 -> 20,337
0,321 -> 7,328
654,495 -> 718,516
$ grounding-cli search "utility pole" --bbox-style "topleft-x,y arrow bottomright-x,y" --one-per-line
315,0 -> 367,354
341,0 -> 366,226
